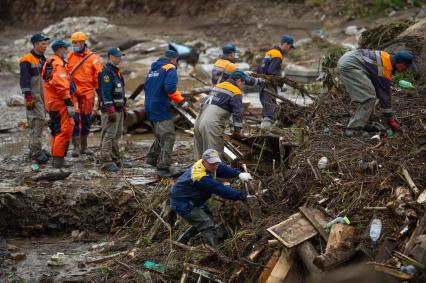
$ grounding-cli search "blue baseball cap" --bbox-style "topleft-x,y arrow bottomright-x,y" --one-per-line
107,47 -> 125,57
202,149 -> 222,164
281,35 -> 295,48
51,40 -> 70,52
230,70 -> 251,83
165,49 -> 179,59
31,33 -> 50,44
222,43 -> 239,54
395,51 -> 416,71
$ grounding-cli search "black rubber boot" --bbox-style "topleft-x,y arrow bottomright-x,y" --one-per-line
177,226 -> 199,245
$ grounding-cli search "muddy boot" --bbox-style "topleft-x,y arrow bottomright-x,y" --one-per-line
52,157 -> 73,169
101,162 -> 119,172
201,230 -> 218,247
71,136 -> 81,158
177,226 -> 199,245
146,157 -> 157,167
345,129 -> 372,141
80,135 -> 93,155
32,150 -> 50,164
157,167 -> 184,178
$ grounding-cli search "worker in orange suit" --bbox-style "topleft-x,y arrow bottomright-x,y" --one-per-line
67,31 -> 103,157
42,40 -> 75,168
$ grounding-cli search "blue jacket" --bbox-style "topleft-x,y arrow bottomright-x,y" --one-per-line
98,63 -> 126,113
359,49 -> 394,116
202,80 -> 244,130
256,47 -> 284,76
170,160 -> 246,218
144,58 -> 182,122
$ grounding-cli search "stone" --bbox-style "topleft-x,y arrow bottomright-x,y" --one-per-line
345,25 -> 358,36
10,252 -> 26,261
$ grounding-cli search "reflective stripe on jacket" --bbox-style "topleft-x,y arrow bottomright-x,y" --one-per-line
212,57 -> 237,85
360,49 -> 394,113
203,80 -> 243,128
256,47 -> 284,76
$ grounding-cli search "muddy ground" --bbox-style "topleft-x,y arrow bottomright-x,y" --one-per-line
0,1 -> 425,282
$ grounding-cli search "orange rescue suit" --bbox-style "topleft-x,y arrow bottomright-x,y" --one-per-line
42,54 -> 75,158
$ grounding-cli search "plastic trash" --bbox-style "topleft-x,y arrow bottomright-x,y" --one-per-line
318,157 -> 329,170
369,218 -> 382,244
324,216 -> 350,232
400,265 -> 416,276
386,129 -> 395,138
143,261 -> 166,273
31,163 -> 40,171
399,80 -> 414,89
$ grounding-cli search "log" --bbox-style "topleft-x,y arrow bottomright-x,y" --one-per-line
257,250 -> 281,283
313,237 -> 359,271
325,224 -> 356,253
296,241 -> 322,274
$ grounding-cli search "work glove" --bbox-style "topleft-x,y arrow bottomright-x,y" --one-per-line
239,172 -> 253,182
388,119 -> 401,131
179,100 -> 190,109
25,93 -> 35,110
108,112 -> 117,122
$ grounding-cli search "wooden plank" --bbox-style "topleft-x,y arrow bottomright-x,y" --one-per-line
0,186 -> 29,194
267,212 -> 317,248
299,207 -> 329,241
257,250 -> 281,283
266,249 -> 293,283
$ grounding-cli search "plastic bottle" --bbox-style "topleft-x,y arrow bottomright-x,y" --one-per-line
324,216 -> 350,232
400,265 -> 416,276
369,218 -> 382,244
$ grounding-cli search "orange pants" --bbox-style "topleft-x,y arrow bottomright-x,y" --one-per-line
72,93 -> 95,136
48,107 -> 74,157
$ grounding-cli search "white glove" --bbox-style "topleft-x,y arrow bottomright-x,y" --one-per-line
180,101 -> 189,108
239,172 -> 252,182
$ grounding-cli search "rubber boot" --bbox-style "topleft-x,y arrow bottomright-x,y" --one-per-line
101,162 -> 119,172
80,135 -> 93,155
71,136 -> 80,158
177,226 -> 199,245
52,156 -> 73,168
201,230 -> 218,247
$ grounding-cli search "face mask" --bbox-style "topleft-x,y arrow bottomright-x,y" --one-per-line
72,46 -> 81,52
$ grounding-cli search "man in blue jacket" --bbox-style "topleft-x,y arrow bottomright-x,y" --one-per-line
98,47 -> 129,172
337,49 -> 416,140
170,148 -> 252,246
256,35 -> 295,129
144,50 -> 189,177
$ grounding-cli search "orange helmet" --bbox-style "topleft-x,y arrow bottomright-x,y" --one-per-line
70,31 -> 88,42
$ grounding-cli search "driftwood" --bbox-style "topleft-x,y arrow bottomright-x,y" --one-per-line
313,237 -> 359,271
400,166 -> 420,196
252,73 -> 314,99
299,207 -> 328,241
229,244 -> 266,282
296,241 -> 322,274
325,224 -> 355,253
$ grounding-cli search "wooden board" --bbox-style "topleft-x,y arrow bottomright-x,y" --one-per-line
0,185 -> 29,194
267,210 -> 328,248
299,206 -> 329,241
266,249 -> 293,283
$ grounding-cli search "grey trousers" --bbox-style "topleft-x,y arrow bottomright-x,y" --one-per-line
186,207 -> 218,246
26,92 -> 46,156
337,50 -> 377,130
100,111 -> 124,163
194,104 -> 230,160
147,120 -> 175,169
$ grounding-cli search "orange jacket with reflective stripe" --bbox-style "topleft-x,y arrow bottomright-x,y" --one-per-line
42,55 -> 71,111
67,49 -> 102,97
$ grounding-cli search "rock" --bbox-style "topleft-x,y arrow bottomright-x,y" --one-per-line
6,95 -> 24,107
318,157 -> 329,170
118,189 -> 134,205
345,25 -> 358,36
71,230 -> 80,238
9,252 -> 26,261
285,64 -> 319,84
